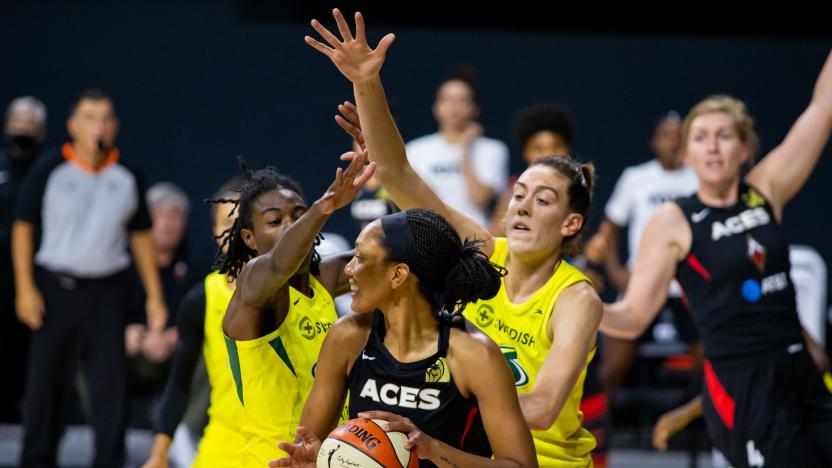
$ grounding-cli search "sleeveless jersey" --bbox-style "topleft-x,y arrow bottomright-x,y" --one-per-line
463,237 -> 596,467
348,311 -> 491,467
674,183 -> 803,363
224,275 -> 338,468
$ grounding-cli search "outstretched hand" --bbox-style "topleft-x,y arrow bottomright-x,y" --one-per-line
335,100 -> 365,151
319,149 -> 376,214
305,9 -> 395,83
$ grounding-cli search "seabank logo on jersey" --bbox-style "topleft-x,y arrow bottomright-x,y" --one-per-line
358,378 -> 440,410
741,272 -> 788,303
712,207 -> 770,241
299,315 -> 333,340
475,304 -> 494,328
500,345 -> 529,387
426,357 -> 451,383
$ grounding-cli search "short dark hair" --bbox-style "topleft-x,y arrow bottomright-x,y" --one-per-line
512,103 -> 575,150
437,66 -> 479,104
69,88 -> 114,116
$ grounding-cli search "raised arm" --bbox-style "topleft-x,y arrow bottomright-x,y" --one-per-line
225,152 -> 374,339
306,9 -> 494,254
600,203 -> 690,339
747,50 -> 832,216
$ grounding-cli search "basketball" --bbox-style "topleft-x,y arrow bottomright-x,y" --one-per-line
317,418 -> 418,468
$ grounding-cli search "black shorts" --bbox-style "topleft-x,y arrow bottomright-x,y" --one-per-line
636,297 -> 700,344
702,347 -> 832,468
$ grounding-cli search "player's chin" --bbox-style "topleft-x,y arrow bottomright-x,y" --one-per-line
348,295 -> 372,315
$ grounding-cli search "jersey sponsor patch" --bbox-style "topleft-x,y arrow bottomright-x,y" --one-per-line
357,378 -> 441,410
298,315 -> 333,340
740,272 -> 788,303
426,357 -> 451,383
741,187 -> 766,209
495,319 -> 536,348
474,304 -> 494,328
711,207 -> 770,241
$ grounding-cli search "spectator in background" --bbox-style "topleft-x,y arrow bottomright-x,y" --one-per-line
488,103 -> 575,236
0,96 -> 47,423
12,89 -> 167,468
405,71 -> 509,227
586,112 -> 702,398
143,177 -> 243,468
126,182 -> 205,427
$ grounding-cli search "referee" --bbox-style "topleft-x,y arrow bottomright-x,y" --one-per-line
11,89 -> 168,468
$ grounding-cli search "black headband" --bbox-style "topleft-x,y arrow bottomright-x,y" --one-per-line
380,211 -> 421,267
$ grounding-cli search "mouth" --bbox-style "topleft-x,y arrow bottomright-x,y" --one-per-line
704,159 -> 723,170
510,221 -> 531,233
349,281 -> 359,296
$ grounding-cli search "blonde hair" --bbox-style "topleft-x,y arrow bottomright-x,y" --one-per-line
682,95 -> 759,163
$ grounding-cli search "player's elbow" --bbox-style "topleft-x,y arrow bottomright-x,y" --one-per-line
527,409 -> 557,431
523,394 -> 560,430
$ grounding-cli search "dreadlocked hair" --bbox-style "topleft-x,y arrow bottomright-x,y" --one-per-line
378,208 -> 505,321
205,158 -> 321,279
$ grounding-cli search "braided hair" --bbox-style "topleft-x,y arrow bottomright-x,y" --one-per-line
206,159 -> 321,279
378,208 -> 505,320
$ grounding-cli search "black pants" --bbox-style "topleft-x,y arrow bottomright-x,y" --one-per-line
20,267 -> 129,468
0,255 -> 29,423
703,347 -> 832,468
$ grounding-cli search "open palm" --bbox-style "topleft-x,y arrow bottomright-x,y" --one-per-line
319,150 -> 376,215
305,9 -> 395,83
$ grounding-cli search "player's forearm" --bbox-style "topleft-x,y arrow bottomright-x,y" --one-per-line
353,77 -> 408,180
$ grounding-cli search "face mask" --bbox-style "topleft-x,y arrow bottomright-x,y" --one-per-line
6,134 -> 40,159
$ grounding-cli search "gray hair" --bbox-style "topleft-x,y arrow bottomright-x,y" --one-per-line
147,182 -> 190,213
6,96 -> 47,128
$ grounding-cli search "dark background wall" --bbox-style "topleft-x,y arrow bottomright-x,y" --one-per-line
2,2 -> 831,296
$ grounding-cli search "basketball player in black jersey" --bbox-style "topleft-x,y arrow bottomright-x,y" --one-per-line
271,209 -> 537,468
601,51 -> 832,467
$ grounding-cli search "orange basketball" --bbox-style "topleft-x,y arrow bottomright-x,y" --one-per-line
317,418 -> 418,468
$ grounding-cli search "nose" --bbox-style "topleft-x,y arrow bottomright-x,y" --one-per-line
344,257 -> 356,277
514,196 -> 531,217
706,135 -> 719,154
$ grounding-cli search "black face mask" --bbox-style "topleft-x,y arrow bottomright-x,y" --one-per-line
6,134 -> 41,159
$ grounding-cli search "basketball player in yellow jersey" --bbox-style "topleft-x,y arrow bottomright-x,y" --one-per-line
216,155 -> 375,468
306,9 -> 602,466
142,179 -> 244,468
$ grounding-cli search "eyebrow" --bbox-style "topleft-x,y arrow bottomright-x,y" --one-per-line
260,202 -> 307,216
514,181 -> 559,196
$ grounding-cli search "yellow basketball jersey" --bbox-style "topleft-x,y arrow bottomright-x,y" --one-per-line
462,238 -> 596,467
192,271 -> 243,468
224,275 -> 338,468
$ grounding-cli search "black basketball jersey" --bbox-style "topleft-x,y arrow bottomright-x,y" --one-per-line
347,311 -> 491,467
674,182 -> 803,364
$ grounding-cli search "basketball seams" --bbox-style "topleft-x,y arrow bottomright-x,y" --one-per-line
367,419 -> 406,468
